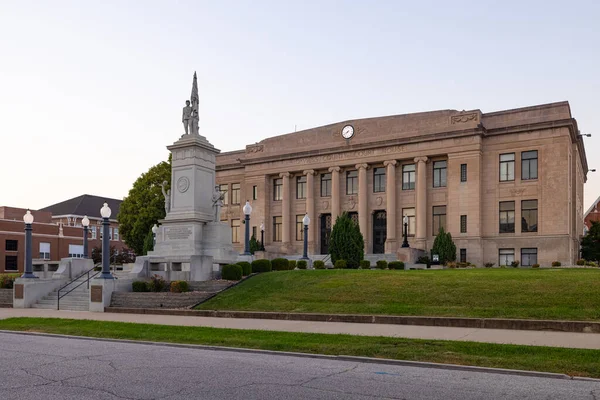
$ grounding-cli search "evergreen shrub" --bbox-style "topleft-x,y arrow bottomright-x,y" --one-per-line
251,259 -> 272,273
170,281 -> 189,293
288,260 -> 297,270
272,258 -> 289,271
552,261 -> 561,267
313,260 -> 325,269
297,260 -> 307,269
334,260 -> 347,269
376,260 -> 388,270
328,212 -> 364,265
388,261 -> 405,270
431,227 -> 456,265
237,261 -> 252,276
222,264 -> 243,281
132,281 -> 148,292
359,260 -> 371,269
346,260 -> 359,269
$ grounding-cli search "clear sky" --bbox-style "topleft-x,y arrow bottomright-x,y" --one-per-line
1,0 -> 599,211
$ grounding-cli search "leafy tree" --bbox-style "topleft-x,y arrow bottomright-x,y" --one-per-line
249,235 -> 260,254
581,221 -> 600,261
328,212 -> 364,264
91,246 -> 135,265
431,227 -> 457,265
117,156 -> 171,255
142,229 -> 154,255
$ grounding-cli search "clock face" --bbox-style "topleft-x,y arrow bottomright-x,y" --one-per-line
341,125 -> 354,139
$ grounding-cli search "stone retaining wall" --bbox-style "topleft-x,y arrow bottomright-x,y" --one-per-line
110,292 -> 214,309
0,289 -> 13,307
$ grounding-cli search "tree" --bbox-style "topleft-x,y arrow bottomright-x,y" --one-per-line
117,156 -> 171,255
328,212 -> 364,264
581,221 -> 600,261
432,227 -> 457,265
91,246 -> 135,265
249,235 -> 260,255
142,229 -> 155,255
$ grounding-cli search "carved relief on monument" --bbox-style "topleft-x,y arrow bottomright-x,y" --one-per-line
247,145 -> 264,154
343,196 -> 357,211
376,196 -> 383,206
450,113 -> 479,124
177,177 -> 190,193
509,188 -> 526,196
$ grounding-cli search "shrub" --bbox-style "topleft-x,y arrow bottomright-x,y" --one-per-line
432,227 -> 456,265
170,280 -> 189,293
576,259 -> 586,266
484,262 -> 494,268
288,260 -> 297,270
346,260 -> 359,269
251,259 -> 272,273
552,261 -> 561,267
585,261 -> 597,267
388,261 -> 405,270
0,275 -> 16,289
510,260 -> 520,268
532,264 -> 540,268
416,256 -> 431,267
222,264 -> 243,281
249,235 -> 260,255
334,260 -> 347,269
446,262 -> 457,269
297,260 -> 307,269
132,281 -> 148,292
148,275 -> 167,292
237,261 -> 252,276
376,260 -> 388,270
359,260 -> 371,269
328,212 -> 364,265
313,260 -> 325,269
272,258 -> 289,271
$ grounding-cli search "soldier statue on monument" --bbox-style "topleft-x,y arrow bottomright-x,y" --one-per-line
182,100 -> 192,135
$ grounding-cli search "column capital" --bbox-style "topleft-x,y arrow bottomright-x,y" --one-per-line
328,166 -> 341,173
414,156 -> 429,164
303,169 -> 316,176
383,160 -> 397,167
355,163 -> 369,170
279,172 -> 291,178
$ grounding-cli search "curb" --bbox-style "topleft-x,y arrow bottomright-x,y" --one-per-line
0,329 -> 589,381
104,308 -> 600,334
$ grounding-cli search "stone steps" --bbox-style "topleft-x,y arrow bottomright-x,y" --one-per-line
34,277 -> 91,311
110,292 -> 216,309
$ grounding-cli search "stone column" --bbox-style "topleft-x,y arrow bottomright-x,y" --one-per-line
329,167 -> 341,223
414,157 -> 429,247
303,170 -> 316,254
383,160 -> 397,253
356,163 -> 369,251
280,172 -> 291,247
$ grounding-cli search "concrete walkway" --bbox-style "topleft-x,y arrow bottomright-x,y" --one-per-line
1,308 -> 600,350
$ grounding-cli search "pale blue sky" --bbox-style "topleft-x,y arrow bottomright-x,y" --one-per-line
1,0 -> 599,211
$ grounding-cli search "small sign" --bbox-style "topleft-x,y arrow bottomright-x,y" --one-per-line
90,286 -> 103,303
14,284 -> 23,299
432,254 -> 439,262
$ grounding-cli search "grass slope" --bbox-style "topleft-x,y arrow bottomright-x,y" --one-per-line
197,269 -> 600,321
0,317 -> 599,378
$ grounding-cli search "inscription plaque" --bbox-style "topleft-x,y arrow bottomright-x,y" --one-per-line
14,284 -> 23,299
166,226 -> 193,240
90,286 -> 103,303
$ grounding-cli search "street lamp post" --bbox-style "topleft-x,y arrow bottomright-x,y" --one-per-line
22,210 -> 37,278
100,203 -> 114,279
82,215 -> 90,259
259,222 -> 265,251
151,224 -> 158,249
242,200 -> 252,255
301,214 -> 310,260
402,215 -> 410,248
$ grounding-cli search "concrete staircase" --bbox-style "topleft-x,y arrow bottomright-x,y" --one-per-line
32,275 -> 90,311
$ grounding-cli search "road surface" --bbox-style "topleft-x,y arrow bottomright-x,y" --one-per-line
0,332 -> 597,399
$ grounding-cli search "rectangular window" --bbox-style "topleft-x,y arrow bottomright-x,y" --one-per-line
113,228 -> 119,241
252,226 -> 257,239
91,226 -> 97,240
402,208 -> 416,236
5,255 -> 18,271
521,200 -> 538,233
499,201 -> 515,233
219,184 -> 229,205
522,150 -> 538,180
432,206 -> 447,235
231,219 -> 240,243
109,228 -> 113,241
5,240 -> 18,251
296,176 -> 307,199
460,215 -> 467,233
346,171 -> 358,195
499,153 -> 515,181
499,249 -> 515,266
273,178 -> 283,201
321,173 -> 332,197
373,167 -> 386,193
68,244 -> 84,258
231,183 -> 241,205
521,248 -> 538,266
460,249 -> 467,263
433,161 -> 447,188
39,242 -> 50,259
402,164 -> 415,190
296,215 -> 304,241
273,216 -> 282,242
460,164 -> 467,182
252,185 -> 258,200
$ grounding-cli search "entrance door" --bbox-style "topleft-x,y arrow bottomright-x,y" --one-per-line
320,214 -> 332,254
373,210 -> 387,254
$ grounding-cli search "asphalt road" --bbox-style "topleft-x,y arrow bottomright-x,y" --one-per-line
0,332 -> 598,399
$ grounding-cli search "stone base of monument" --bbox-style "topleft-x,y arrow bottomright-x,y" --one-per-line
396,247 -> 426,264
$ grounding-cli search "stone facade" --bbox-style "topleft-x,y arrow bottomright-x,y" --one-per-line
216,102 -> 588,267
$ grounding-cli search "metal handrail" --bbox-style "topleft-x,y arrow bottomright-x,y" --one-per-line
57,265 -> 101,310
322,254 -> 332,266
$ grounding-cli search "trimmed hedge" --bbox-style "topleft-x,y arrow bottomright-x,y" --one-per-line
288,260 -> 297,270
346,260 -> 359,269
313,260 -> 325,269
170,280 -> 189,293
132,281 -> 148,292
532,264 -> 540,268
359,260 -> 371,269
222,264 -> 243,281
334,260 -> 347,269
388,261 -> 405,270
552,261 -> 561,267
251,259 -> 272,273
576,259 -> 586,266
237,261 -> 252,276
272,258 -> 289,271
297,260 -> 307,269
376,260 -> 388,270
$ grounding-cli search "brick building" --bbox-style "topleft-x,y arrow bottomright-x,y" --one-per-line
583,196 -> 600,233
216,101 -> 588,267
0,195 -> 128,273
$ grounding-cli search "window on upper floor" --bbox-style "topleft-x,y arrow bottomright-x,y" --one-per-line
273,178 -> 283,201
460,164 -> 467,182
460,215 -> 467,233
219,184 -> 229,205
432,206 -> 446,235
231,183 -> 241,205
5,240 -> 17,251
113,228 -> 119,241
402,164 -> 415,190
402,208 -> 415,236
39,242 -> 50,260
68,244 -> 84,258
521,200 -> 538,233
321,173 -> 332,197
433,161 -> 447,188
522,150 -> 538,180
500,153 -> 515,181
346,171 -> 358,195
252,185 -> 258,200
373,167 -> 386,193
273,216 -> 282,241
296,176 -> 307,199
91,226 -> 97,240
231,219 -> 240,243
5,256 -> 17,271
499,201 -> 515,233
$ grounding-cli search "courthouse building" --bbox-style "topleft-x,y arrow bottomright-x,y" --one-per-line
216,101 -> 588,267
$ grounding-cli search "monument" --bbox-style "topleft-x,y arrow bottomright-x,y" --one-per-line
131,72 -> 237,281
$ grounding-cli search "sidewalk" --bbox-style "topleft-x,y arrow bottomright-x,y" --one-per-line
1,308 -> 599,350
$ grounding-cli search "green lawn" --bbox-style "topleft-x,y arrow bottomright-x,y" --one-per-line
196,269 -> 600,321
0,317 -> 599,378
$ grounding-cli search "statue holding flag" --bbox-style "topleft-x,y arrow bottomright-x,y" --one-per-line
188,71 -> 200,135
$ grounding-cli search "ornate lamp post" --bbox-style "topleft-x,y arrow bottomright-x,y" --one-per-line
82,215 -> 90,259
259,222 -> 265,251
100,203 -> 114,279
22,210 -> 37,278
242,200 -> 252,255
151,224 -> 158,248
301,213 -> 310,260
402,215 -> 410,248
